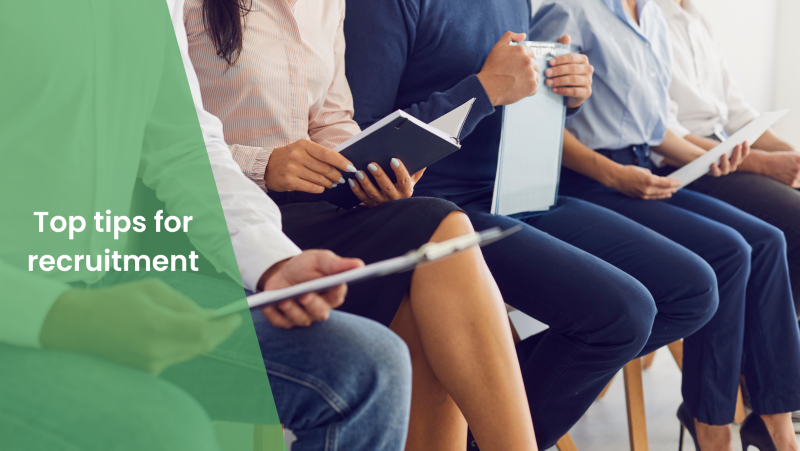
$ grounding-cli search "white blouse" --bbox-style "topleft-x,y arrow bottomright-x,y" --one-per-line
656,0 -> 759,138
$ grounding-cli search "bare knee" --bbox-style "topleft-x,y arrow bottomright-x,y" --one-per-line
431,211 -> 474,242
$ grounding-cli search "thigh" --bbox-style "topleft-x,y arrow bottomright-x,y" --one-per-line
0,344 -> 218,451
527,197 -> 716,305
581,189 -> 752,265
688,173 -> 800,244
462,204 -> 655,339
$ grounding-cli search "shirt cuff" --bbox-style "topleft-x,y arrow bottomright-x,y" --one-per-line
669,123 -> 692,139
232,224 -> 302,292
447,74 -> 495,123
229,145 -> 274,192
0,271 -> 70,348
566,106 -> 582,117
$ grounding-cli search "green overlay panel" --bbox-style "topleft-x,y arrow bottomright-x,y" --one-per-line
0,1 -> 284,449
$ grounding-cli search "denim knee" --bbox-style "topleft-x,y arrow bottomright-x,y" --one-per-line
749,221 -> 788,258
349,319 -> 413,410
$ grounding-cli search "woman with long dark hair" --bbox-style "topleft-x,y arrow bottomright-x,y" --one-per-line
184,1 -> 539,450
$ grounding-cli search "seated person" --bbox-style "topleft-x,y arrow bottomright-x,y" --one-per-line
655,0 -> 800,314
0,1 -> 411,450
529,1 -> 800,450
342,0 -> 725,448
184,0 -> 538,450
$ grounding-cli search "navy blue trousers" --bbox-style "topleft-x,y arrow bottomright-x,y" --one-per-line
444,188 -> 717,448
559,145 -> 800,426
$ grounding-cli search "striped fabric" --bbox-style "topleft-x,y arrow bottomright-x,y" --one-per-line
184,0 -> 361,191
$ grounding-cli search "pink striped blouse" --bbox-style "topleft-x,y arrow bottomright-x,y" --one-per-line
184,0 -> 361,191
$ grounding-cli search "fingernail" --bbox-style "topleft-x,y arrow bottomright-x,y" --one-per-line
356,171 -> 365,180
348,178 -> 355,187
346,164 -> 357,173
331,183 -> 337,188
545,68 -> 553,76
546,79 -> 553,86
391,158 -> 400,167
550,59 -> 557,65
368,163 -> 378,172
338,177 -> 345,184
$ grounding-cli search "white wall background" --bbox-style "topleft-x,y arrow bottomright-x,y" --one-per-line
530,0 -> 799,148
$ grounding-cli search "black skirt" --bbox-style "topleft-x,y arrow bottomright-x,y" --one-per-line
277,197 -> 462,327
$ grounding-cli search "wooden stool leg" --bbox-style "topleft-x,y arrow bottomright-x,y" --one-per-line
508,315 -> 521,344
556,433 -> 579,451
667,340 -> 683,371
734,385 -> 747,423
623,358 -> 648,451
642,352 -> 656,369
597,374 -> 616,400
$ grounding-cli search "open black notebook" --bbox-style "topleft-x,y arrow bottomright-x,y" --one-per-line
314,99 -> 475,209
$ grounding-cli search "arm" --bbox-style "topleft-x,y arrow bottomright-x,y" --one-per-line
343,0 -> 495,137
562,130 -> 680,199
306,5 -> 362,149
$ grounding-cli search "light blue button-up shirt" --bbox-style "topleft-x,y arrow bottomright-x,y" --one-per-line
529,0 -> 673,151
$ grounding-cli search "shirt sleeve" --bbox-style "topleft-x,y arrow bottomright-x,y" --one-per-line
719,57 -> 759,134
528,2 -> 586,52
166,0 -> 301,292
344,0 -> 494,138
307,2 -> 362,149
0,262 -> 70,347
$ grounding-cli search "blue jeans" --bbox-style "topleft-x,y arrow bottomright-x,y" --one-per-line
559,145 -> 800,424
251,308 -> 412,451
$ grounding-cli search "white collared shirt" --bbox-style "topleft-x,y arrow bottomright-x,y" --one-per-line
655,0 -> 759,138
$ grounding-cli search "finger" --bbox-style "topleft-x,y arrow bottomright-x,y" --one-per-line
297,166 -> 338,190
493,31 -> 525,51
551,87 -> 591,99
548,53 -> 588,67
718,153 -> 731,175
728,144 -> 743,169
649,176 -> 681,189
388,158 -> 415,196
557,34 -> 571,45
709,162 -> 722,177
547,75 -> 592,89
344,177 -> 374,206
303,141 -> 356,173
410,167 -> 426,183
741,141 -> 751,159
285,170 -> 327,194
545,64 -> 592,78
261,305 -> 295,329
353,170 -> 385,202
322,283 -> 348,309
296,293 -> 333,322
367,162 -> 400,199
302,155 -> 344,185
643,192 -> 674,200
277,300 -> 314,327
316,252 -> 365,275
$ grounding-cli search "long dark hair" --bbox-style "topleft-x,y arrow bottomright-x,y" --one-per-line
202,0 -> 252,66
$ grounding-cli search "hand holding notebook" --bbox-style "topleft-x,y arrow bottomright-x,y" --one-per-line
313,99 -> 475,209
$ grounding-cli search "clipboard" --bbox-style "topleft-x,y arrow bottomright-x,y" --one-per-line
492,42 -> 571,217
211,226 -> 521,318
668,110 -> 789,188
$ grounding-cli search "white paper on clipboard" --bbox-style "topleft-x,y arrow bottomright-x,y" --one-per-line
668,110 -> 789,189
210,226 -> 520,318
